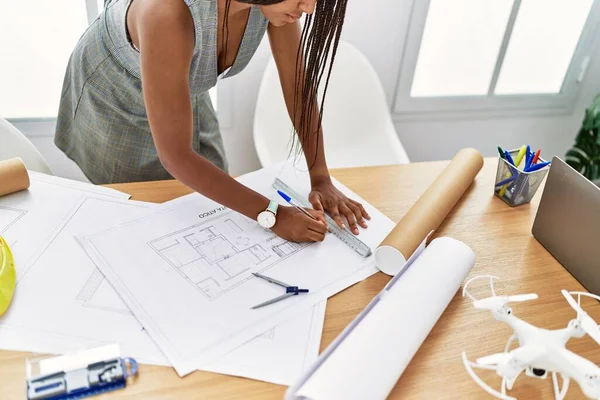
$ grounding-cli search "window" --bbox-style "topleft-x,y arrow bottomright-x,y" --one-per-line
0,0 -> 89,119
394,0 -> 600,117
3,0 -> 216,134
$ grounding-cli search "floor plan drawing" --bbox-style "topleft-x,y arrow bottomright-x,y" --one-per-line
0,206 -> 27,234
148,211 -> 311,300
77,269 -> 132,315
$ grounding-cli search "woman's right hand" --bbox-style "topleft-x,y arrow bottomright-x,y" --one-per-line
271,206 -> 328,243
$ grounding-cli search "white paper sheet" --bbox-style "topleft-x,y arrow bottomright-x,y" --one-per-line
0,171 -> 129,281
201,300 -> 326,385
0,196 -> 165,363
27,171 -> 131,199
79,161 -> 395,376
285,237 -> 476,400
0,194 -> 328,385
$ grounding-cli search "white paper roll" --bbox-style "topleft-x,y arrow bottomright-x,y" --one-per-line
286,237 -> 475,400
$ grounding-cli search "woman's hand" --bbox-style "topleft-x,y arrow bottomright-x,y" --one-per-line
308,176 -> 371,235
271,206 -> 328,243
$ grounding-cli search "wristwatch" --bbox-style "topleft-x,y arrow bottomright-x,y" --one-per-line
257,200 -> 278,229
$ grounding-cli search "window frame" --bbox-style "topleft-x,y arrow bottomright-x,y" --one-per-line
392,0 -> 600,120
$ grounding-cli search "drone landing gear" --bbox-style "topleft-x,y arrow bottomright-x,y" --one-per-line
461,352 -> 517,400
552,372 -> 570,400
462,351 -> 569,400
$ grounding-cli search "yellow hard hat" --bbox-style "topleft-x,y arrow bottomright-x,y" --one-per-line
0,236 -> 16,316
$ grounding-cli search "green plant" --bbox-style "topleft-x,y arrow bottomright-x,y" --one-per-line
566,94 -> 600,185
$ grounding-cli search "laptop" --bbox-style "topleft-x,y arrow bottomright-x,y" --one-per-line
532,156 -> 600,294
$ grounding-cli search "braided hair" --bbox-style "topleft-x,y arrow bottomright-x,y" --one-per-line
223,0 -> 349,167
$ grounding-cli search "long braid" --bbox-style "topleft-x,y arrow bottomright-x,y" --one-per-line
225,0 -> 350,169
295,0 -> 348,169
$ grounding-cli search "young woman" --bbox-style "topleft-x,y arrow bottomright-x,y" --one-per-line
55,0 -> 370,243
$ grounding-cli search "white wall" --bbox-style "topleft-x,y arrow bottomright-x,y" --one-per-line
219,0 -> 600,175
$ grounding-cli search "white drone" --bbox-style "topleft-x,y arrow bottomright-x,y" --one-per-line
461,275 -> 600,400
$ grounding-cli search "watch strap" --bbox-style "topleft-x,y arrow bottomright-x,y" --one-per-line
267,200 -> 278,215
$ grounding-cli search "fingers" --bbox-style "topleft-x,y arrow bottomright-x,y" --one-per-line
308,192 -> 324,212
307,218 -> 327,235
328,206 -> 346,230
350,199 -> 371,220
347,201 -> 368,229
340,204 -> 359,235
307,229 -> 326,242
307,208 -> 328,228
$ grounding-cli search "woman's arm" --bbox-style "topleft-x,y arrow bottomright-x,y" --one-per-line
266,21 -> 328,179
128,0 -> 326,242
267,21 -> 371,235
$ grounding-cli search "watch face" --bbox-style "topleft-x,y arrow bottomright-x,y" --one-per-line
258,211 -> 276,228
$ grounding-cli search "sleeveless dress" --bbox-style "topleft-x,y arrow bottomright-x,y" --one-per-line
54,0 -> 268,184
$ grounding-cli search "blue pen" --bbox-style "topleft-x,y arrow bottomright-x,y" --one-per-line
277,190 -> 315,219
525,161 -> 551,172
525,145 -> 532,169
495,175 -> 517,187
504,150 -> 515,166
277,190 -> 332,232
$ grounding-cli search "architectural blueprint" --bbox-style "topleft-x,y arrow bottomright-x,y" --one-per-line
148,212 -> 309,301
79,161 -> 396,376
0,189 -> 327,385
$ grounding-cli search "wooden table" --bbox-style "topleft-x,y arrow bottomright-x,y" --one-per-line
2,157 -> 599,399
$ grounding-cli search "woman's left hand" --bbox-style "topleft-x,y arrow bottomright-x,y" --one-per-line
308,176 -> 371,235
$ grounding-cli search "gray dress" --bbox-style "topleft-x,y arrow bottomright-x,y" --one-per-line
55,0 -> 268,184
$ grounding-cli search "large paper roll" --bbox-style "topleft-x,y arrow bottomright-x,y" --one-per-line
0,158 -> 30,197
285,237 -> 475,400
375,148 -> 483,276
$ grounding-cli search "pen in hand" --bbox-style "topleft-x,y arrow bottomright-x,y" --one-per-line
277,190 -> 331,232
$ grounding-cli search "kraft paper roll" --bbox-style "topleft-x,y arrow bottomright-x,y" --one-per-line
375,148 -> 483,276
0,158 -> 30,197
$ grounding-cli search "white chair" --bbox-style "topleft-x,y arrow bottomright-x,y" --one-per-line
253,40 -> 410,169
0,117 -> 53,174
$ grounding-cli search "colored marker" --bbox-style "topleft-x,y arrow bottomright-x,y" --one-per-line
525,145 -> 532,169
495,175 -> 517,187
531,149 -> 541,165
504,150 -> 515,166
525,161 -> 551,173
498,146 -> 506,159
515,145 -> 527,168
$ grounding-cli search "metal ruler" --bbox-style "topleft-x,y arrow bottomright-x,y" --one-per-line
272,178 -> 372,258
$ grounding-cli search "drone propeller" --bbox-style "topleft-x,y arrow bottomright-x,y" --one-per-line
561,290 -> 600,345
473,293 -> 538,310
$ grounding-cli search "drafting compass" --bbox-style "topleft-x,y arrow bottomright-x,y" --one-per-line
251,272 -> 309,309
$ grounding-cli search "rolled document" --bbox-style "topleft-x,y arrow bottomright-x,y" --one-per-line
0,157 -> 30,197
285,237 -> 475,400
375,148 -> 483,276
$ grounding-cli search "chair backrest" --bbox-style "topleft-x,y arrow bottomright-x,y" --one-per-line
253,40 -> 410,169
0,117 -> 53,174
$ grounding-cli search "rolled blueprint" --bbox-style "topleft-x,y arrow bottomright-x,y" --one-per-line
285,237 -> 475,400
0,157 -> 30,197
375,148 -> 483,276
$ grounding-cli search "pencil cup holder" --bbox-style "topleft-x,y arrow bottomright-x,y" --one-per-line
494,150 -> 549,207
